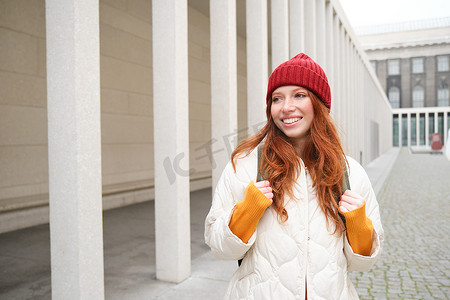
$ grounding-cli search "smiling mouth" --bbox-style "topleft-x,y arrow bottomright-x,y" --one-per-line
282,117 -> 302,124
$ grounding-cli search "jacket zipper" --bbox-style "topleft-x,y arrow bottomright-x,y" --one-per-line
303,165 -> 310,299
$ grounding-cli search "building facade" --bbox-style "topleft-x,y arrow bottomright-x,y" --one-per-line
358,19 -> 450,147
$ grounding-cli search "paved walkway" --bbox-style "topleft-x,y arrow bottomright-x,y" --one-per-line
350,148 -> 450,299
1,147 -> 449,299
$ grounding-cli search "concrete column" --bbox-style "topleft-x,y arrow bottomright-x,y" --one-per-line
354,50 -> 360,158
347,37 -> 353,154
304,0 -> 316,58
341,30 -> 346,149
356,51 -> 361,158
346,40 -> 352,155
246,0 -> 268,129
152,0 -> 190,283
289,0 -> 305,57
210,0 -> 238,189
354,50 -> 359,157
363,61 -> 367,156
425,113 -> 429,146
331,16 -> 340,118
46,0 -> 104,299
342,30 -> 349,151
347,37 -> 352,155
324,1 -> 334,82
271,0 -> 289,70
315,0 -> 326,66
338,24 -> 346,146
350,45 -> 355,156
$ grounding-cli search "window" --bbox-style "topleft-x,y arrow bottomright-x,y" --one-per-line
388,86 -> 400,108
412,57 -> 424,74
370,61 -> 376,72
393,114 -> 399,147
388,59 -> 400,75
410,114 -> 417,146
402,114 -> 408,146
419,113 -> 425,145
428,113 -> 434,145
438,113 -> 444,145
412,86 -> 424,107
438,82 -> 449,106
437,56 -> 449,72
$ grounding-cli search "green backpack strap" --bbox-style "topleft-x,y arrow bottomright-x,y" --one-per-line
338,161 -> 350,226
257,145 -> 264,182
238,145 -> 264,267
342,161 -> 350,193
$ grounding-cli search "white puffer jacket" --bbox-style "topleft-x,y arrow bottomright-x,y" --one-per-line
205,148 -> 384,300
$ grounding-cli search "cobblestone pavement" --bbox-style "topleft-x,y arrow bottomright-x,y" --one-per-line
349,148 -> 450,299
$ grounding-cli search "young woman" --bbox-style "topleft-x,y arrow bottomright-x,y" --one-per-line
205,53 -> 384,299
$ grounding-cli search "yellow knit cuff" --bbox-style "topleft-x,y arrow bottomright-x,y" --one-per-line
342,202 -> 374,256
229,181 -> 272,243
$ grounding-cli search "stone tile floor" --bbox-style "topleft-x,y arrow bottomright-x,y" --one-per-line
350,148 -> 450,299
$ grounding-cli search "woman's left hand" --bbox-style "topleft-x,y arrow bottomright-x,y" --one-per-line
339,190 -> 365,213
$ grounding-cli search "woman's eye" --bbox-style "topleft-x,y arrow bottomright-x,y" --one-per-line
295,93 -> 306,98
272,97 -> 280,102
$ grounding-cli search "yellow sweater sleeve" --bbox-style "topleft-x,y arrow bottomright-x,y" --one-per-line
342,202 -> 374,256
229,181 -> 272,243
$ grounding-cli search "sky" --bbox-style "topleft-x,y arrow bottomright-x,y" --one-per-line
339,0 -> 450,28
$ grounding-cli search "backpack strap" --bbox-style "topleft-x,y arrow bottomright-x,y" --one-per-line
342,161 -> 350,193
338,161 -> 350,226
238,145 -> 264,267
257,145 -> 264,182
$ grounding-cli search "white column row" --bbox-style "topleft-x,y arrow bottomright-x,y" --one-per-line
45,1 -> 395,296
395,111 -> 449,147
325,0 -> 394,161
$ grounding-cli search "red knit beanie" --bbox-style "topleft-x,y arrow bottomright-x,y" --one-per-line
266,53 -> 331,109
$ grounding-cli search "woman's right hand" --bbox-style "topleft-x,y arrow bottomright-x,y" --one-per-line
254,180 -> 274,202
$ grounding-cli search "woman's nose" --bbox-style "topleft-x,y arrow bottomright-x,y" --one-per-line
282,98 -> 295,112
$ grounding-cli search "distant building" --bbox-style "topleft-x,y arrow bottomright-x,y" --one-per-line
358,18 -> 450,109
357,18 -> 450,147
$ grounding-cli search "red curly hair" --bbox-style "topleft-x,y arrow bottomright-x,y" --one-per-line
231,90 -> 347,235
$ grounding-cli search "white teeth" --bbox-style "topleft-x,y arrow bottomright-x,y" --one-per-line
283,117 -> 300,124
